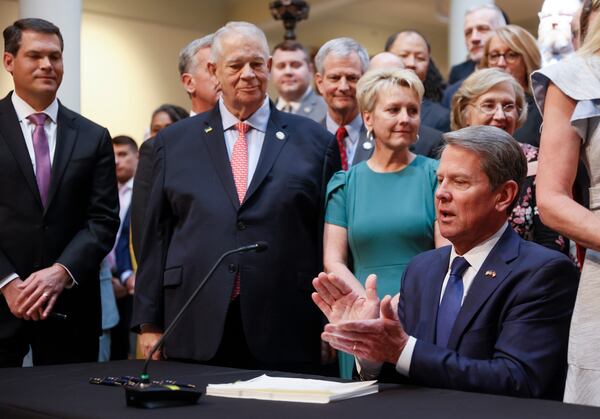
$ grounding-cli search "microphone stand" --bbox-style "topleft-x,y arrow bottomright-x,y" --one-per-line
125,242 -> 268,408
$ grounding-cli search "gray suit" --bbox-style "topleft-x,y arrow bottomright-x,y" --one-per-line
277,88 -> 327,123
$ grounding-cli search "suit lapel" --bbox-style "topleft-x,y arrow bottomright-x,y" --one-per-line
244,105 -> 287,204
0,93 -> 43,206
447,228 -> 520,349
45,103 -> 77,212
352,123 -> 373,165
201,107 -> 240,211
422,247 -> 451,343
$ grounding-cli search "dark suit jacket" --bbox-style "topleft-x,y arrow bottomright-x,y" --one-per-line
130,137 -> 155,263
387,227 -> 579,400
115,206 -> 132,279
132,103 -> 340,365
442,79 -> 462,109
421,99 -> 450,133
0,92 -> 119,340
448,59 -> 476,85
513,93 -> 542,147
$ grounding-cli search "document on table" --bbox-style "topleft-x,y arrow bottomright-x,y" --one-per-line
206,374 -> 379,404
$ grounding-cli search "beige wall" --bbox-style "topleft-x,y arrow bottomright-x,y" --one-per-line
0,0 -> 542,143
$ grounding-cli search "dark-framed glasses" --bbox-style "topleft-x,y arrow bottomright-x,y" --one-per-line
487,51 -> 521,64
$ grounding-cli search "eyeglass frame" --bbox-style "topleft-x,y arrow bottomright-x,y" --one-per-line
487,50 -> 522,64
469,101 -> 519,116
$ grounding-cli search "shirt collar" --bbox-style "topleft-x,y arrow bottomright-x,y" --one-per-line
219,95 -> 270,133
276,86 -> 313,110
449,222 -> 509,273
119,177 -> 134,192
325,112 -> 363,145
11,91 -> 59,124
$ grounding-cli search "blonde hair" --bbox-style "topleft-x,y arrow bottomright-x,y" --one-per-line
450,68 -> 527,131
579,7 -> 600,56
480,25 -> 541,90
356,68 -> 424,114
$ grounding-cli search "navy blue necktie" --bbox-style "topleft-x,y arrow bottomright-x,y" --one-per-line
436,256 -> 470,348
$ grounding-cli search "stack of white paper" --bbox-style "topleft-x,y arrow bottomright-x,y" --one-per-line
206,374 -> 378,404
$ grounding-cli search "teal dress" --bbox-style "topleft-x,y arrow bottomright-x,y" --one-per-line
325,156 -> 438,378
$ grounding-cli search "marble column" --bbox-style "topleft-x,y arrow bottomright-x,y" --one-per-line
19,0 -> 82,111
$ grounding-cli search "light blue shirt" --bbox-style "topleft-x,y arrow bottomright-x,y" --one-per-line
219,96 -> 270,188
325,112 -> 363,166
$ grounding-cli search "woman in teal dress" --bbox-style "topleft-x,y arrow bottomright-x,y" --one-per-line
324,68 -> 447,378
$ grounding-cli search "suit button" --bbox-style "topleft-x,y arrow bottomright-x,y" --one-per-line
228,264 -> 237,273
237,221 -> 246,230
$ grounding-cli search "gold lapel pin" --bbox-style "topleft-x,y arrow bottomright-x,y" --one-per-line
204,126 -> 213,133
484,270 -> 497,278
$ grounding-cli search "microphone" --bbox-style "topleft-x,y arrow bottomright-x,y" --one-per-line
124,242 -> 269,408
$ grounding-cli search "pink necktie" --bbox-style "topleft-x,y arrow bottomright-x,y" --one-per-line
28,113 -> 51,207
230,122 -> 250,299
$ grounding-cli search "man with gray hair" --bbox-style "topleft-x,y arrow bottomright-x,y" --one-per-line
133,21 -> 340,373
313,125 -> 579,399
178,34 -> 220,116
315,37 -> 371,169
443,5 -> 507,107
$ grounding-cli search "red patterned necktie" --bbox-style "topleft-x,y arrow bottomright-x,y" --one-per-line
336,126 -> 349,170
230,122 -> 250,299
28,113 -> 51,207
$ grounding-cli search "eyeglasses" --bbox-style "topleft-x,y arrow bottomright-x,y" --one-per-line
487,51 -> 521,64
471,102 -> 517,116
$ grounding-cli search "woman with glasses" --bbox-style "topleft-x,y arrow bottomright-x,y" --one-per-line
480,25 -> 543,147
533,2 -> 600,405
451,68 -> 566,253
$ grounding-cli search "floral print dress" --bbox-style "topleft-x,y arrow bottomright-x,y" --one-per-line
510,143 -> 567,253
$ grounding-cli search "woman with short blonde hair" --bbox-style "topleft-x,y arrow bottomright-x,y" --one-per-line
324,68 -> 445,379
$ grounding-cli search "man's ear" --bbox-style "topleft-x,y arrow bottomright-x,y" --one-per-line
315,72 -> 324,95
495,180 -> 519,213
180,73 -> 194,95
3,52 -> 14,74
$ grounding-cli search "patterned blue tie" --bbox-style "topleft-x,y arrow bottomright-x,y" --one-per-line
436,256 -> 470,348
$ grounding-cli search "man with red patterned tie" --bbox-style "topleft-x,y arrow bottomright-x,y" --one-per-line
0,18 -> 119,367
132,21 -> 340,374
315,38 -> 371,169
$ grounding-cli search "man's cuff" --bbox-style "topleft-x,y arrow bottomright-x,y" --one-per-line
395,336 -> 416,376
0,273 -> 19,290
355,357 -> 383,380
120,270 -> 134,284
54,263 -> 78,289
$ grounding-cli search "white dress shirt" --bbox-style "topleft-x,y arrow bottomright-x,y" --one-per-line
276,86 -> 313,113
325,112 -> 363,166
219,96 -> 270,188
0,93 -> 75,290
357,223 -> 509,378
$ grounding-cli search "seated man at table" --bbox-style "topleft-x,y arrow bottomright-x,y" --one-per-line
312,125 -> 579,400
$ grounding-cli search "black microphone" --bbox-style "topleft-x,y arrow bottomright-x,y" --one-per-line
124,242 -> 269,408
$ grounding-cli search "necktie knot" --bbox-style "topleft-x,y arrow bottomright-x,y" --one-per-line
235,122 -> 250,134
450,256 -> 470,278
336,126 -> 347,141
28,113 -> 48,127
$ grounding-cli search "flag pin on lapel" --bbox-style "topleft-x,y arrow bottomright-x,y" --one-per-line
204,126 -> 213,133
485,270 -> 496,278
276,131 -> 285,140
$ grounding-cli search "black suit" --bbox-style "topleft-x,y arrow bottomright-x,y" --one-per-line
132,103 -> 340,371
0,92 -> 119,366
421,99 -> 450,133
130,137 -> 155,262
448,59 -> 476,85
